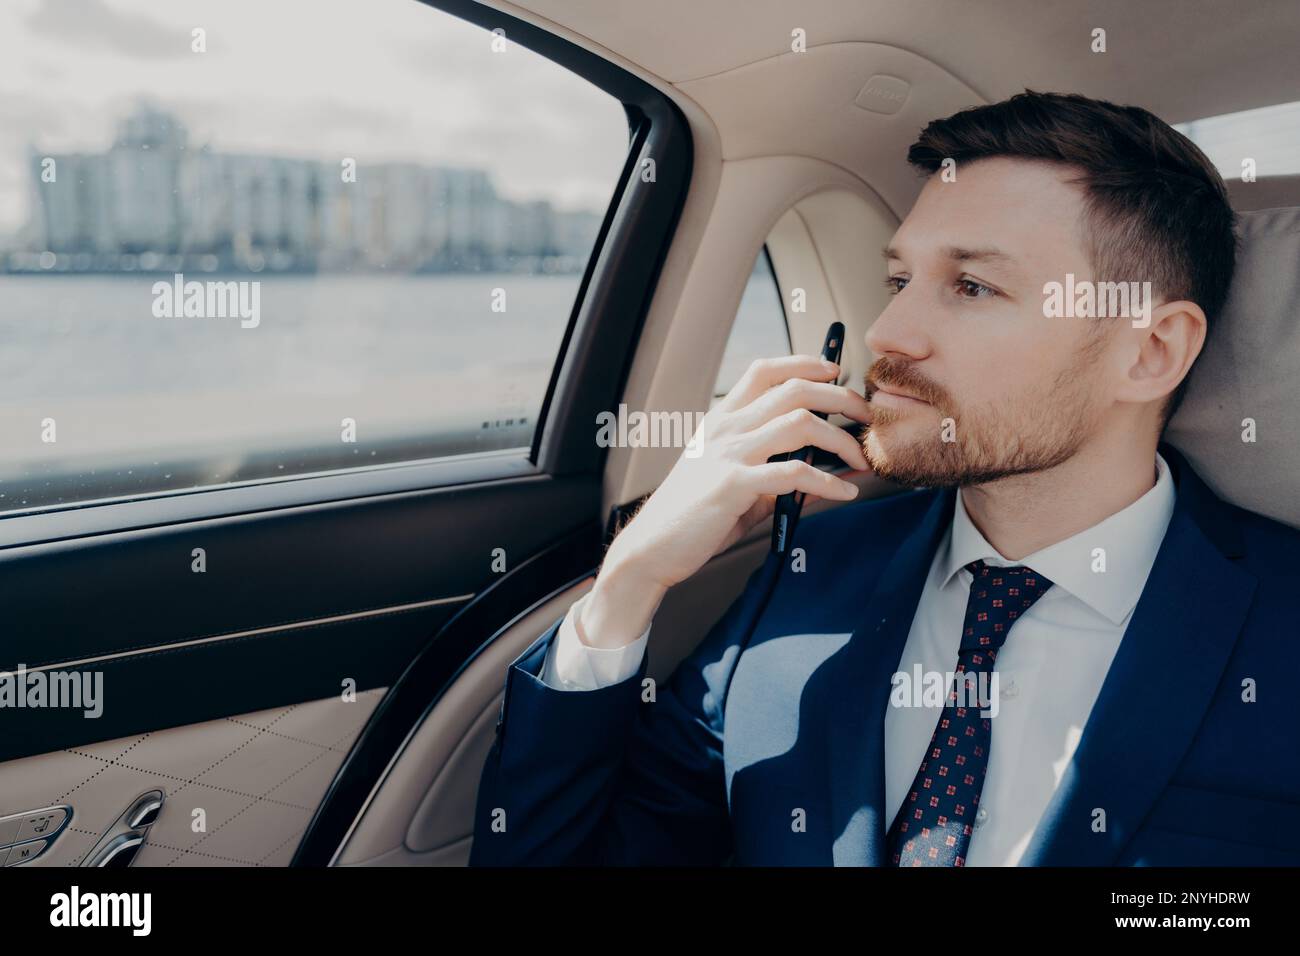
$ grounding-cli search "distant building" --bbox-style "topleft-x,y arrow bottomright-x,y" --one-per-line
22,104 -> 600,272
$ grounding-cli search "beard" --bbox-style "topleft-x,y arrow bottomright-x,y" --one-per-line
860,355 -> 1096,488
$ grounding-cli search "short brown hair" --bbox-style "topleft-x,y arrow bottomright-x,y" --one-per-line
906,90 -> 1237,425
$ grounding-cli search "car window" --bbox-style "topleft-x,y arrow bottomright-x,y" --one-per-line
1175,100 -> 1300,176
712,247 -> 791,399
0,0 -> 628,514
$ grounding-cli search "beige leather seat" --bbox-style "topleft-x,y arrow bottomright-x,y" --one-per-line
1167,193 -> 1300,530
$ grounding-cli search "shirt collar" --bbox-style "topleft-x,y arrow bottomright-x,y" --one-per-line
940,452 -> 1177,626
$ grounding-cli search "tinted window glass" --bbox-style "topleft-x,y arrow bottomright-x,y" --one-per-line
713,247 -> 790,398
0,0 -> 628,513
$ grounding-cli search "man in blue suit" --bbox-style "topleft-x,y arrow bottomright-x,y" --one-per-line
470,91 -> 1299,866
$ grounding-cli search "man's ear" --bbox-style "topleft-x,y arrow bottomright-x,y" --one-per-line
1117,298 -> 1207,406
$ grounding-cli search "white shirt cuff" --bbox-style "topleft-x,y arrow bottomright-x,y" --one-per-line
539,590 -> 653,691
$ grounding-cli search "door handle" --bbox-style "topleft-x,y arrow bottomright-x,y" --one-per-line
81,790 -> 165,868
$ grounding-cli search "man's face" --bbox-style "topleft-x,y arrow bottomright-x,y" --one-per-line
863,156 -> 1112,487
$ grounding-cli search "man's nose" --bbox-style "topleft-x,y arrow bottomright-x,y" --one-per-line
865,295 -> 932,362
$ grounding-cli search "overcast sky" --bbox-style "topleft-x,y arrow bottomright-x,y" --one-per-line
0,0 -> 630,235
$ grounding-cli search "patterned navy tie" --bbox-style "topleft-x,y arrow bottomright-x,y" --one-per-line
886,559 -> 1054,866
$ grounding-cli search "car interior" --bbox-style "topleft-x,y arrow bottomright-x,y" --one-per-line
3,0 -> 1298,868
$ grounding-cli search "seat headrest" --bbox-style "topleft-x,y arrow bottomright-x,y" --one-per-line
1165,205 -> 1300,529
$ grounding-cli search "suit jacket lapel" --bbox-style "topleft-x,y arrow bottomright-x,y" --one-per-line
829,488 -> 954,866
1019,445 -> 1257,865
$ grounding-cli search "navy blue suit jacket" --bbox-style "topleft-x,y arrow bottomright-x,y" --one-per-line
470,444 -> 1300,865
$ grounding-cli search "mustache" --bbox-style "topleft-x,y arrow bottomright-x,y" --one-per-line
864,357 -> 949,408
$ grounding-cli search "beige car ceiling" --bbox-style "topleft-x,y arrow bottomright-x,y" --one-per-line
488,0 -> 1300,510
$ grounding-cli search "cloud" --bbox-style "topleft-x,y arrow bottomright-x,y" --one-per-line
25,0 -> 186,60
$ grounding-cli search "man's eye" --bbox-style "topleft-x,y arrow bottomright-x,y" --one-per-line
956,278 -> 998,299
883,275 -> 909,295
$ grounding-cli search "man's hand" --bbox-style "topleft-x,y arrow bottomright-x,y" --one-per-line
577,355 -> 873,649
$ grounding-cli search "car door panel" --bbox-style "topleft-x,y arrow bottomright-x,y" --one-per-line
0,690 -> 383,867
0,472 -> 597,765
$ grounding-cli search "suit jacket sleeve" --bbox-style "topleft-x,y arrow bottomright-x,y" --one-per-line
468,550 -> 782,866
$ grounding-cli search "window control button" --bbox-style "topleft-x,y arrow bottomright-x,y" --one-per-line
0,816 -> 20,847
5,839 -> 49,865
15,808 -> 68,843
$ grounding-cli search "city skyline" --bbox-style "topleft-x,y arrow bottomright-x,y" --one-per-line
9,103 -> 607,275
0,0 -> 629,238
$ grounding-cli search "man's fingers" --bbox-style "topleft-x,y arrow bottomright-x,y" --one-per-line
715,354 -> 841,413
744,409 -> 870,471
747,459 -> 860,500
729,377 -> 873,433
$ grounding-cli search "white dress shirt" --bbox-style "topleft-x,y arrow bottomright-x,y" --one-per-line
540,588 -> 654,691
540,453 -> 1176,865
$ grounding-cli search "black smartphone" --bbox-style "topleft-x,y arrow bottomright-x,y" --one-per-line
771,321 -> 845,554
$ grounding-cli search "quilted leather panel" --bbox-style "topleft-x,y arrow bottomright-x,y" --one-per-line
0,688 -> 385,867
